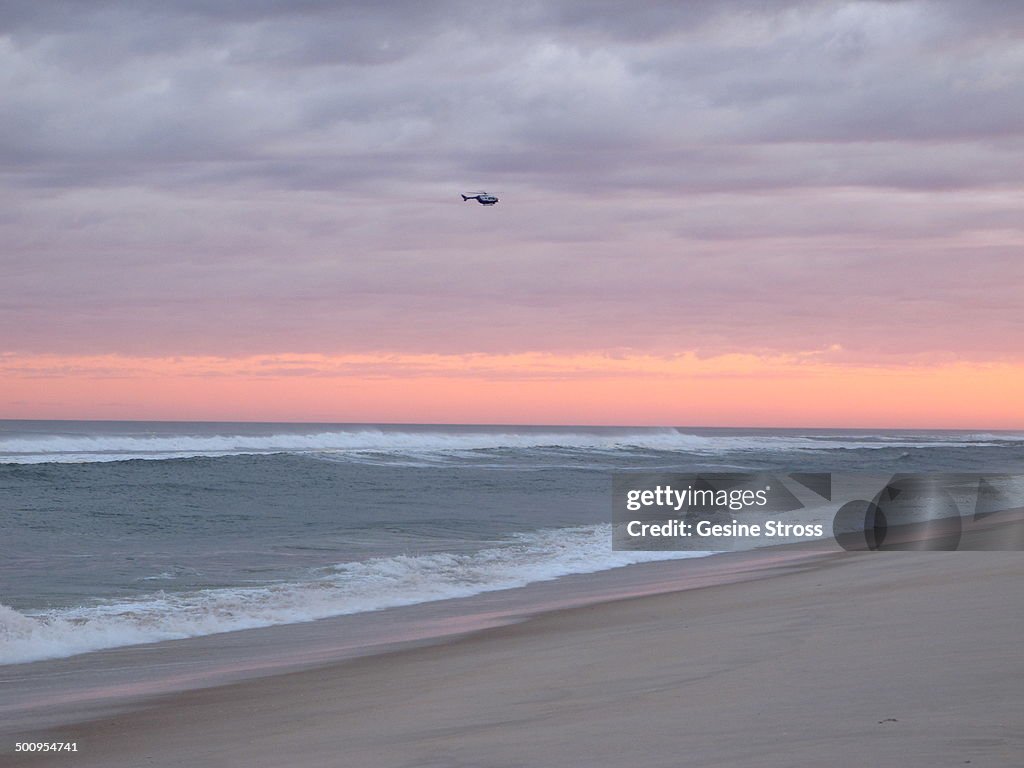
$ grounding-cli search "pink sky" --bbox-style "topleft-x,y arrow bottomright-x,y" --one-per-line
4,353 -> 1023,428
2,2 -> 1022,426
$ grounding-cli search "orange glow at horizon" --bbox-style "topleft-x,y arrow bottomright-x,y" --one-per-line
2,351 -> 1023,428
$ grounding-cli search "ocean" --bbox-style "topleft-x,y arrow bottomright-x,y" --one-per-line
2,420 -> 1022,666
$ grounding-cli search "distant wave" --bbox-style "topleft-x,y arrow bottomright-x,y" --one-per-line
0,525 -> 705,665
0,427 -> 1018,464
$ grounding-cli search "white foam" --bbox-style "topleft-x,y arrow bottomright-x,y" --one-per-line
0,428 -> 685,463
0,525 -> 707,665
0,428 -> 1015,464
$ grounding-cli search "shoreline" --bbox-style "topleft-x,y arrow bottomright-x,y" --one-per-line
1,544 -> 833,738
5,532 -> 1023,766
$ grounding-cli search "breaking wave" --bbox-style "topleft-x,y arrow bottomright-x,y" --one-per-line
1,427 -> 1017,464
0,525 -> 706,665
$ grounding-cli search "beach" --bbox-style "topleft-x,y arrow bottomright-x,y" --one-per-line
4,539 -> 1022,768
3,425 -> 1023,766
5,1 -> 1024,765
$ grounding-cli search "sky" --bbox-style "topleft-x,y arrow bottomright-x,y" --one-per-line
2,0 -> 1023,426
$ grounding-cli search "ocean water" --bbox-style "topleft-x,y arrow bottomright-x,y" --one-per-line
2,420 -> 1022,665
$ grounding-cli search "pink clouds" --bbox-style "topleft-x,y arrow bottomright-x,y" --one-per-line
2,2 -> 1022,424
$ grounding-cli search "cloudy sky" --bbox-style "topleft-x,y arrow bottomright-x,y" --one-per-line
2,0 -> 1023,425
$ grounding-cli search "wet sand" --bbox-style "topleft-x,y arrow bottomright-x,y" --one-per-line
3,540 -> 1022,767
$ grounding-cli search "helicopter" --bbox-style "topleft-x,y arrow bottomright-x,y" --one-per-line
461,192 -> 499,206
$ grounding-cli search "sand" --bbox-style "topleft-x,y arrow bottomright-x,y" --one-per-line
3,544 -> 1023,767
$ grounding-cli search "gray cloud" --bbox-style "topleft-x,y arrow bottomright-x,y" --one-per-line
5,1 -> 1023,186
1,0 -> 1022,361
